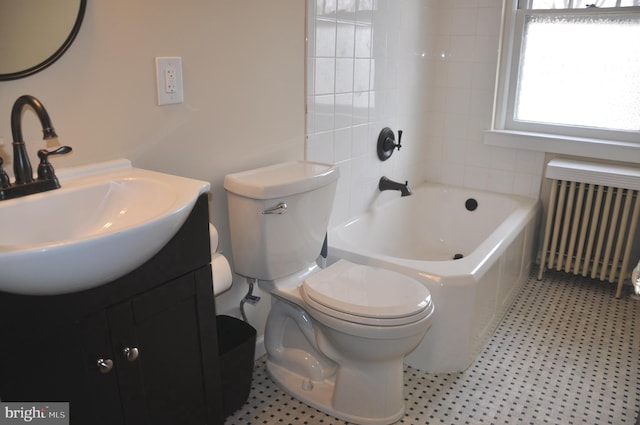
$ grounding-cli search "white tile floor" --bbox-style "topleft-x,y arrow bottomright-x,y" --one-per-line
225,271 -> 640,424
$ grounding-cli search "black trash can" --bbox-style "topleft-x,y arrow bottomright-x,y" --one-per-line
216,315 -> 257,417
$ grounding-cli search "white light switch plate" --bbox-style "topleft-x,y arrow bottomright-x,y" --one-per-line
155,57 -> 184,105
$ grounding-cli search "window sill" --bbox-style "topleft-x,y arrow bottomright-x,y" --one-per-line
484,130 -> 640,164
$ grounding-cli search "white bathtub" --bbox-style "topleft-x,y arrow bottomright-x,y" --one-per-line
328,183 -> 540,373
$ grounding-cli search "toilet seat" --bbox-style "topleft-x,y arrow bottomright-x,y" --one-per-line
300,260 -> 433,326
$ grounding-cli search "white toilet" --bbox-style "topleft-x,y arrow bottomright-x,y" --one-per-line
224,161 -> 434,425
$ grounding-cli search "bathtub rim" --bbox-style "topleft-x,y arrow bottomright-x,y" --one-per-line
328,182 -> 541,284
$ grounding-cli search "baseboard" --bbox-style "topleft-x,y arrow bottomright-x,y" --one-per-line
254,335 -> 266,361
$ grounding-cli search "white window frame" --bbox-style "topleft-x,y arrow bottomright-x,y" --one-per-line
485,0 -> 640,163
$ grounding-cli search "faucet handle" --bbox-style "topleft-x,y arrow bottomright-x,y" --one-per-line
377,127 -> 404,161
39,146 -> 72,158
37,146 -> 72,181
0,158 -> 10,189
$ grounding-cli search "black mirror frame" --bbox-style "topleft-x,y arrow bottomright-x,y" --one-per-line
0,0 -> 87,81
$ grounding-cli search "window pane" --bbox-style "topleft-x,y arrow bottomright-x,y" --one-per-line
515,13 -> 640,132
529,0 -> 640,9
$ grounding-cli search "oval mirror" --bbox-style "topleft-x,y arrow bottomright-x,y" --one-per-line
0,0 -> 87,81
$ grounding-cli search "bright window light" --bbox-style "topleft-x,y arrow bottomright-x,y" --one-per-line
530,0 -> 640,8
515,13 -> 640,132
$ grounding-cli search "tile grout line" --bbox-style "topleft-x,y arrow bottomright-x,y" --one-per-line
225,270 -> 640,425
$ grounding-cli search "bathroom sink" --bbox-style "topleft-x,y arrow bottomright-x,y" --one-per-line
0,159 -> 210,295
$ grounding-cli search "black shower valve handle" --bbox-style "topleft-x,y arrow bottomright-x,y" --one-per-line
377,127 -> 404,161
384,130 -> 403,152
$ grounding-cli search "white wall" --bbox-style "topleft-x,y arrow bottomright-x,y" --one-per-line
307,0 -> 545,229
0,0 -> 549,346
307,0 -> 436,226
0,0 -> 306,332
424,0 -> 544,198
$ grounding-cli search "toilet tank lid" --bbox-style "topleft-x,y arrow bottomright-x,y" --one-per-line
224,161 -> 339,199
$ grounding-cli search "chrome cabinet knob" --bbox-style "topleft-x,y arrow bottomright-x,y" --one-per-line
123,346 -> 139,362
97,358 -> 114,374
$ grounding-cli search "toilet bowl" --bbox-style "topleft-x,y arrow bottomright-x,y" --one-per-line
261,260 -> 433,425
224,161 -> 435,425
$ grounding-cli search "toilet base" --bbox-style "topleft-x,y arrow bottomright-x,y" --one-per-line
266,359 -> 405,425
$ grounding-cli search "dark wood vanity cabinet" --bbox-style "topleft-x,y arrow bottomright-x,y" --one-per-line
0,195 -> 224,425
107,267 -> 221,425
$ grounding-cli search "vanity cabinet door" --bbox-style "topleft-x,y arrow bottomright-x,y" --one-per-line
0,320 -> 84,403
0,310 -> 123,425
81,310 -> 126,424
107,266 -> 223,425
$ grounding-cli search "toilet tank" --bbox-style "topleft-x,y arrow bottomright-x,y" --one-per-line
224,161 -> 339,280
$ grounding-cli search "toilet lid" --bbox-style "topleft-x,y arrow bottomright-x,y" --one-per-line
301,260 -> 432,323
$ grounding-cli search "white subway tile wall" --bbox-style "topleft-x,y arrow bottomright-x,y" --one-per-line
307,0 -> 544,226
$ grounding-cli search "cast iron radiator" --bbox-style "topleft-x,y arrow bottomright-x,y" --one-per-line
538,159 -> 640,298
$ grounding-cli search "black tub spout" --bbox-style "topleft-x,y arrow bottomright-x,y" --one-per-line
378,176 -> 411,197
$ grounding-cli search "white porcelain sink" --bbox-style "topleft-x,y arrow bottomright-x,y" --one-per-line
0,159 -> 210,295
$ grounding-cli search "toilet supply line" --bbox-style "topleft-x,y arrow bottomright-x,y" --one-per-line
240,277 -> 260,323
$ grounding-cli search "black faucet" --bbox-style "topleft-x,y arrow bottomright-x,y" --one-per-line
378,176 -> 412,197
0,95 -> 72,200
11,95 -> 58,184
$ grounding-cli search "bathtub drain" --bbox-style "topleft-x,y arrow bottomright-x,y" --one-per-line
465,198 -> 478,211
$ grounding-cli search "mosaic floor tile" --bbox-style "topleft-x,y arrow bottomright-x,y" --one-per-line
225,271 -> 640,424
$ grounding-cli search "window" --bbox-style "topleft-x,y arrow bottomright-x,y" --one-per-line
494,0 -> 640,144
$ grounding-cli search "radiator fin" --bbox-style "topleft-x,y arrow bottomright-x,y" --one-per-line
538,179 -> 640,298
